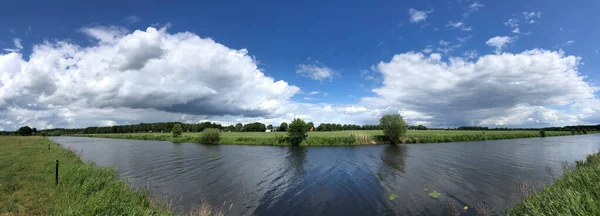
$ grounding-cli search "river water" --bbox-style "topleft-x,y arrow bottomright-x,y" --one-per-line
49,135 -> 600,215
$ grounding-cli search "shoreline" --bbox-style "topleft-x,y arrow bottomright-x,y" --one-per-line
65,130 -> 595,146
506,150 -> 600,215
0,136 -> 172,215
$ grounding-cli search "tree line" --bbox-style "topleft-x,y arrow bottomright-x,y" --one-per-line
2,121 -> 600,136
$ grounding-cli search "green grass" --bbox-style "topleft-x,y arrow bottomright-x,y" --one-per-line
506,152 -> 600,215
0,136 -> 172,215
70,130 -> 592,146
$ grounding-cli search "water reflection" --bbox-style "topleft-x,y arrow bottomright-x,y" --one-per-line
377,144 -> 407,182
49,134 -> 600,216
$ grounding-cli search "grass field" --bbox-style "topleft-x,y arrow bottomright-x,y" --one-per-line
70,130 -> 588,145
506,151 -> 600,215
0,136 -> 173,215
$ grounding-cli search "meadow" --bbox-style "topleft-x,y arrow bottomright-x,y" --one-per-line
71,130 -> 584,146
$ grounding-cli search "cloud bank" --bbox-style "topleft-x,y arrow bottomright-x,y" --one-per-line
0,26 -> 598,130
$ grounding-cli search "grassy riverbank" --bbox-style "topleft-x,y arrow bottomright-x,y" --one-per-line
70,130 -> 588,145
506,151 -> 600,215
0,136 -> 172,215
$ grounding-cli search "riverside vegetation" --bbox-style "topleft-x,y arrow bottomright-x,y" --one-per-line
506,151 -> 600,215
71,129 -> 585,146
0,136 -> 223,215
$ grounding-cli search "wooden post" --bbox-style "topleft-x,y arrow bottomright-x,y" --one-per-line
55,160 -> 59,185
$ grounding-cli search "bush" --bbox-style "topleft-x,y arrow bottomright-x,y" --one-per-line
198,128 -> 220,144
288,118 -> 307,146
379,114 -> 408,144
540,130 -> 547,137
172,124 -> 183,138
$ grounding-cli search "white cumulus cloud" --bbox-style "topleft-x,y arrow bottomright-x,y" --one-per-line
0,26 -> 300,130
362,49 -> 594,127
486,36 -> 514,54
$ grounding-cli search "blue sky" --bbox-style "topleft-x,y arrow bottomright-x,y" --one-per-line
1,0 -> 600,130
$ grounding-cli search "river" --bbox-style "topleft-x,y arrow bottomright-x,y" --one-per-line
49,135 -> 600,215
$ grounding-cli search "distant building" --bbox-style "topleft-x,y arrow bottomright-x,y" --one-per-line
265,129 -> 272,132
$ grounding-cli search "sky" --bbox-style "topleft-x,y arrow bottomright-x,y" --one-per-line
1,0 -> 600,131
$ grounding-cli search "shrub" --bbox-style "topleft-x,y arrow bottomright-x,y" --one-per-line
288,118 -> 307,146
379,114 -> 408,144
198,128 -> 220,144
540,130 -> 547,137
172,124 -> 183,138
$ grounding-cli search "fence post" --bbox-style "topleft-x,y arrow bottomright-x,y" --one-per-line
55,160 -> 59,185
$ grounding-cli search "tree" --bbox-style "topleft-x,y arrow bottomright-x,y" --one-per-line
17,126 -> 33,136
267,124 -> 273,130
16,126 -> 32,136
306,122 -> 314,131
226,125 -> 235,132
279,122 -> 288,132
242,122 -> 267,132
32,128 -> 38,134
172,124 -> 183,137
235,123 -> 243,132
379,114 -> 408,145
288,118 -> 307,145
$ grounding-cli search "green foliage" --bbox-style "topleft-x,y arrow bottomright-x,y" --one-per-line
242,122 -> 267,132
306,122 -> 314,130
49,131 -> 63,136
379,114 -> 408,144
235,123 -> 243,132
198,128 -> 220,144
171,124 -> 183,138
288,118 -> 307,145
340,135 -> 357,145
507,152 -> 600,215
224,125 -> 235,132
389,194 -> 398,201
408,125 -> 428,130
17,126 -> 33,136
540,130 -> 547,137
279,122 -> 288,132
267,124 -> 273,130
72,130 -> 590,145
